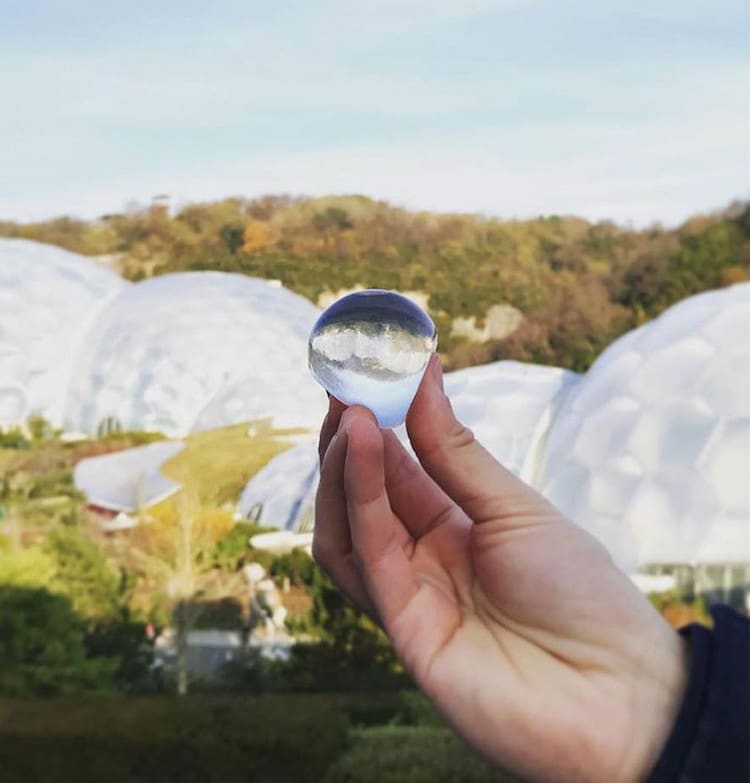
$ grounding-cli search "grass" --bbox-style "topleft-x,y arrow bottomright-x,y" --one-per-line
324,726 -> 521,783
161,420 -> 310,506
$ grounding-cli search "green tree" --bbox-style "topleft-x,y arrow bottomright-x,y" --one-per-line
276,563 -> 403,690
44,527 -> 125,621
0,586 -> 116,696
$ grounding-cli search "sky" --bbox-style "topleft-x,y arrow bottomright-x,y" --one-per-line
0,0 -> 747,226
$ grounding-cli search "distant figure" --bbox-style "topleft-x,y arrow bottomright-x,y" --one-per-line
244,563 -> 287,638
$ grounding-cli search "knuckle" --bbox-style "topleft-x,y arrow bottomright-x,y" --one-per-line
445,420 -> 476,452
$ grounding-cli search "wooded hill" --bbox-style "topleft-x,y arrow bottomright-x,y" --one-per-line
2,196 -> 747,371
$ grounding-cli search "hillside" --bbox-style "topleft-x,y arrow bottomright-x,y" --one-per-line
1,196 -> 748,372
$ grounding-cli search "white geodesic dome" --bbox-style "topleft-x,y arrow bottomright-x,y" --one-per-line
192,371 -> 326,434
0,238 -> 126,428
538,282 -> 750,571
440,361 -> 579,482
64,272 -> 324,436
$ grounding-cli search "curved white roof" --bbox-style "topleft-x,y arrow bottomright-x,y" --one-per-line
73,440 -> 185,512
0,238 -> 125,427
238,443 -> 319,531
440,361 -> 579,482
538,283 -> 750,569
192,371 -> 326,434
64,272 -> 324,436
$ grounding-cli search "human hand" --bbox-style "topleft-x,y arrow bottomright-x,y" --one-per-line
313,355 -> 688,783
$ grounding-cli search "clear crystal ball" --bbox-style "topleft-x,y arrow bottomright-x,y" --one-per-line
308,289 -> 438,428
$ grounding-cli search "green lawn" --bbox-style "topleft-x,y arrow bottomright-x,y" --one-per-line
162,420 -> 311,505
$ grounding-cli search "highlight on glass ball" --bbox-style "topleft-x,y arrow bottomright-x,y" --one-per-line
308,289 -> 438,428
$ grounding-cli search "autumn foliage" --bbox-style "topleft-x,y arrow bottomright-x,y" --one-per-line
2,195 -> 747,372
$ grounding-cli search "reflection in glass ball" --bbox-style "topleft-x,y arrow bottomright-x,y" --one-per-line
308,289 -> 438,427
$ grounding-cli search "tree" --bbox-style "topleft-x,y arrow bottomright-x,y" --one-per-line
0,471 -> 34,550
44,527 -> 125,621
0,586 -> 117,696
128,488 -> 241,695
275,559 -> 403,690
242,221 -> 277,253
221,223 -> 245,253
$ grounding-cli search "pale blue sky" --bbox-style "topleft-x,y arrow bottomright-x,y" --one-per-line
0,0 -> 747,225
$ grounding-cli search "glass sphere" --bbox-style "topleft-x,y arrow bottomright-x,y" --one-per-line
308,289 -> 438,427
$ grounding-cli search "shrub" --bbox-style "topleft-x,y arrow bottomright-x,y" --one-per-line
0,586 -> 117,697
269,547 -> 315,586
395,689 -> 444,728
0,694 -> 349,783
322,726 -> 520,783
44,527 -> 125,621
212,522 -> 275,571
0,427 -> 30,450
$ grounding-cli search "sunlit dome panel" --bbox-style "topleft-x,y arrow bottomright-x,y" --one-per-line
0,239 -> 126,428
537,283 -> 750,570
192,372 -> 326,434
237,443 -> 319,531
439,361 -> 580,482
64,272 -> 324,437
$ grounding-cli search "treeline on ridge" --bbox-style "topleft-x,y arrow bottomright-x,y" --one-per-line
1,194 -> 747,372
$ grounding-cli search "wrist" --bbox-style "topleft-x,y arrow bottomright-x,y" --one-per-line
625,624 -> 690,782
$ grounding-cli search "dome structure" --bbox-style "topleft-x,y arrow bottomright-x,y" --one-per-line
74,440 -> 185,512
0,238 -> 126,428
192,371 -> 326,434
438,361 -> 579,482
538,283 -> 750,571
238,442 -> 318,532
64,272 -> 325,437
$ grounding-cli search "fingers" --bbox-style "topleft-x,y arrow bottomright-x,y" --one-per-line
342,406 -> 420,630
313,416 -> 379,619
318,395 -> 347,464
382,430 -> 469,539
406,354 -> 557,526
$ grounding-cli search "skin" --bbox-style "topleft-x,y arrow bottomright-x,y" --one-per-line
313,355 -> 688,783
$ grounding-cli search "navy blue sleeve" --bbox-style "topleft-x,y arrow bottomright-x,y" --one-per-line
647,605 -> 749,783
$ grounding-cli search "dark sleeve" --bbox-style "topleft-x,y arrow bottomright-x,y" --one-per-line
647,604 -> 749,783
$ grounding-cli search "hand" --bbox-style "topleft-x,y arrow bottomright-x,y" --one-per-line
313,356 -> 688,783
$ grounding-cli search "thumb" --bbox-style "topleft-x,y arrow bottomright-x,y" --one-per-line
406,355 -> 558,526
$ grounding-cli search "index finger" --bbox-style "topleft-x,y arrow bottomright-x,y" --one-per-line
318,395 -> 347,464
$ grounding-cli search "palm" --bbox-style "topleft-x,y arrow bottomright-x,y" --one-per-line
314,358 -> 686,783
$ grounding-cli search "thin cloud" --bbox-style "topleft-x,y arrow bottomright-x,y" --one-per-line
0,1 -> 745,224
